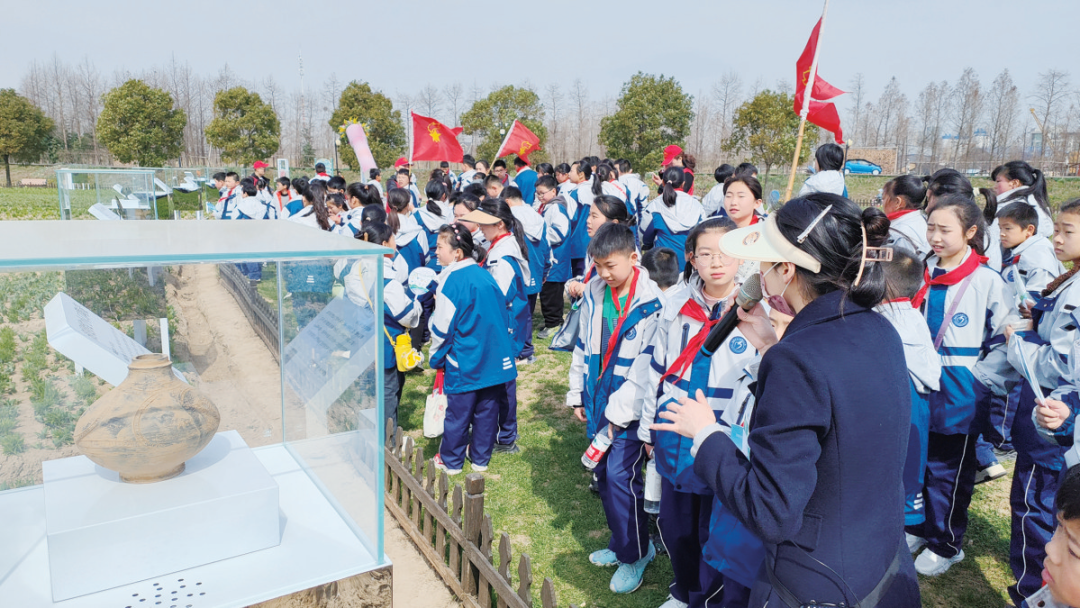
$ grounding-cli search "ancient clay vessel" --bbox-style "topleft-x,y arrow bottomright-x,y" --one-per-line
74,354 -> 220,483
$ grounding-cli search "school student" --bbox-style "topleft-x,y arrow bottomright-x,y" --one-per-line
566,223 -> 664,594
567,160 -> 596,278
616,159 -> 651,227
882,175 -> 931,258
429,225 -> 518,475
798,143 -> 847,197
457,155 -> 478,191
641,166 -> 705,269
505,186 -> 549,361
461,201 -> 531,453
875,245 -> 942,533
906,195 -> 1018,576
536,175 -> 572,338
640,246 -> 680,302
391,169 -> 423,208
989,161 -> 1055,252
235,177 -> 277,221
513,156 -> 537,205
415,180 -> 453,271
639,217 -> 759,608
387,187 -> 429,273
282,177 -> 309,219
338,222 -> 421,431
1000,200 -> 1080,605
485,173 -> 506,199
453,193 -> 488,251
999,201 -> 1065,298
311,162 -> 331,182
1036,466 -> 1080,607
565,196 -> 632,300
596,163 -> 631,212
367,168 -> 385,200
722,174 -> 765,229
326,193 -> 350,234
700,164 -> 736,218
286,181 -> 333,232
492,159 -> 517,188
215,172 -> 241,220
555,163 -> 574,196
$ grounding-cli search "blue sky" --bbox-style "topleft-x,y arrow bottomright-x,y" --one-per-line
2,0 -> 1075,108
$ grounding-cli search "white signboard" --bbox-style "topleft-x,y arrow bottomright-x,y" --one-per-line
44,293 -> 182,386
276,158 -> 290,178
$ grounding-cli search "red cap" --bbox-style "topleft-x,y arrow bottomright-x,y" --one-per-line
253,160 -> 269,169
394,157 -> 411,169
661,145 -> 683,167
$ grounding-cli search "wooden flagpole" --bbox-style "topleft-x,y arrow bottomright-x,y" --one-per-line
783,0 -> 830,203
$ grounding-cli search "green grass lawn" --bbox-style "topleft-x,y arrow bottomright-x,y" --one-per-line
395,324 -> 1017,608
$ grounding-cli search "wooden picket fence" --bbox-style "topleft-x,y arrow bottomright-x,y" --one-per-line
384,421 -> 577,608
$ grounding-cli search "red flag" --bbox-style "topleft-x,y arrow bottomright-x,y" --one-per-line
451,126 -> 464,137
410,112 -> 464,163
795,18 -> 845,103
494,120 -> 541,162
804,99 -> 844,144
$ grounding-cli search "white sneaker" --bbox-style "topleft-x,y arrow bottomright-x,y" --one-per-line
906,533 -> 927,554
432,454 -> 462,475
914,548 -> 964,576
657,595 -> 688,608
974,463 -> 1007,484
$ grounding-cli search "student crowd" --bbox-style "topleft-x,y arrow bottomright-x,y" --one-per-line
210,146 -> 1080,608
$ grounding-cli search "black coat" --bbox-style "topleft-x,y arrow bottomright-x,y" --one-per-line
694,290 -> 921,607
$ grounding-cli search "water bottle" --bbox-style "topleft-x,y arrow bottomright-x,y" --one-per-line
581,432 -> 612,471
644,458 -> 661,514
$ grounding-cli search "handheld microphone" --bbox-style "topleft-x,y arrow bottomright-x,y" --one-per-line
700,274 -> 763,357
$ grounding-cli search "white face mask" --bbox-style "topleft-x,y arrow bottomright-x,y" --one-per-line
761,263 -> 796,317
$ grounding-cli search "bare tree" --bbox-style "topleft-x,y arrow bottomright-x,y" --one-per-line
571,79 -> 589,159
848,73 -> 865,144
443,82 -> 463,126
416,84 -> 442,118
50,55 -> 70,154
711,71 -> 742,148
544,83 -> 564,162
950,68 -> 983,165
872,77 -> 905,148
1030,69 -> 1071,159
986,69 -> 1020,165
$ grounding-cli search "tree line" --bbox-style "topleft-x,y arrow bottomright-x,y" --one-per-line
1,55 -> 1077,185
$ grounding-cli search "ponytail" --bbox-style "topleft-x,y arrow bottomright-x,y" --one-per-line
439,223 -> 481,262
661,166 -> 683,208
479,198 -> 529,263
303,181 -> 331,231
978,187 -> 998,224
359,221 -> 394,246
991,161 -> 1052,215
425,180 -> 448,217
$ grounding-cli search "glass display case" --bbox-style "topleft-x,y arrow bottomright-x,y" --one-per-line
0,220 -> 390,606
57,168 -> 165,220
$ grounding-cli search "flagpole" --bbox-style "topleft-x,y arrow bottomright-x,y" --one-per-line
784,0 -> 830,203
408,111 -> 415,178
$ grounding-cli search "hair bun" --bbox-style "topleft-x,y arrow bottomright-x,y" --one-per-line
861,206 -> 891,247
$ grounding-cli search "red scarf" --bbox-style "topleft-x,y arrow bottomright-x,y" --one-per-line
748,214 -> 760,226
659,298 -> 719,385
601,268 -> 640,373
887,209 -> 918,222
885,297 -> 913,307
911,251 -> 988,308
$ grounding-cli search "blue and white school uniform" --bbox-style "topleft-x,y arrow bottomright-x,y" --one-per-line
1004,269 -> 1078,605
429,258 -> 517,469
638,277 -> 759,606
641,191 -> 705,268
281,197 -> 305,219
1002,235 -> 1064,300
601,179 -> 631,208
234,194 -> 277,220
540,196 -> 572,284
908,248 -> 1017,561
1051,337 -> 1080,470
619,173 -> 651,227
394,212 -> 429,272
335,207 -> 363,237
511,203 -> 549,295
875,300 -> 942,527
457,170 -> 477,190
700,360 -> 766,606
567,183 -> 594,271
515,167 -> 537,205
415,203 -> 453,271
337,256 -> 420,430
986,189 -> 1054,271
215,186 -> 239,220
484,234 -> 531,445
566,267 -> 663,565
887,210 -> 931,258
285,205 -> 323,230
390,252 -> 410,286
700,183 -> 725,218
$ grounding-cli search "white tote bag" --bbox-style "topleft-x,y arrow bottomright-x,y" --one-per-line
423,369 -> 448,438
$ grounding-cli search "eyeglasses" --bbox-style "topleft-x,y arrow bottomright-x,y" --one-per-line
693,252 -> 738,265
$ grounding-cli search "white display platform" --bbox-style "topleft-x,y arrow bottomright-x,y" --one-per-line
42,431 -> 280,601
0,442 -> 386,608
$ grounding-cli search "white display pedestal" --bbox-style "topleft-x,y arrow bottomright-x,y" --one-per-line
42,431 -> 280,601
0,436 -> 385,608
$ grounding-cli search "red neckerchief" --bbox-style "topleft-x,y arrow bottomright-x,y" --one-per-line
481,232 -> 513,268
911,251 -> 988,308
659,298 -> 720,384
748,214 -> 760,226
885,297 -> 913,307
275,191 -> 286,210
887,209 -> 918,221
601,268 -> 640,373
